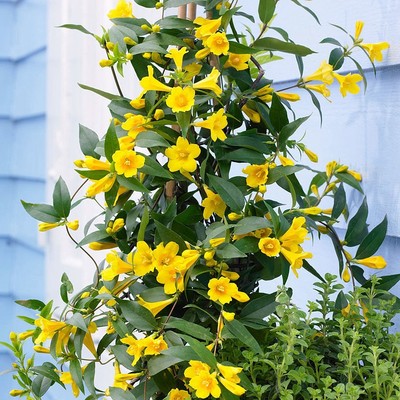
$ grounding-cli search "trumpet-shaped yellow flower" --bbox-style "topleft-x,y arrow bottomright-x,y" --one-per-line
206,32 -> 229,56
354,255 -> 387,269
121,114 -> 149,139
83,156 -> 111,171
242,163 -> 269,188
108,0 -> 134,19
194,17 -> 222,40
137,295 -> 176,316
120,335 -> 148,366
38,222 -> 60,232
143,334 -> 168,355
278,154 -> 295,166
242,104 -> 261,123
208,277 -> 249,304
333,72 -> 363,97
183,62 -> 203,80
111,362 -> 143,391
304,60 -> 334,85
279,217 -> 308,252
165,47 -> 188,72
255,84 -> 274,102
218,376 -> 246,396
166,86 -> 195,112
224,53 -> 251,71
34,317 -> 67,344
140,66 -> 172,94
258,237 -> 280,257
89,241 -> 118,251
361,42 -> 390,62
193,68 -> 222,97
168,388 -> 191,400
112,149 -> 145,178
280,247 -> 313,277
86,173 -> 117,197
152,241 -> 183,271
165,137 -> 201,173
190,370 -> 221,399
354,20 -> 364,41
184,360 -> 211,379
60,371 -> 80,398
277,92 -> 300,102
101,251 -> 134,281
193,108 -> 227,141
128,241 -> 154,276
201,187 -> 227,219
304,84 -> 331,98
157,264 -> 186,294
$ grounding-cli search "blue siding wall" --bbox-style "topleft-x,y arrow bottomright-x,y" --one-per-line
0,0 -> 47,395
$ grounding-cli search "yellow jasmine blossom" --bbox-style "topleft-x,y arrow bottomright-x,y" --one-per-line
304,83 -> 331,98
143,334 -> 168,355
222,311 -> 235,321
127,241 -> 154,276
140,66 -> 172,94
333,72 -> 363,97
279,217 -> 308,251
18,329 -> 35,341
255,84 -> 274,102
299,207 -> 323,215
33,345 -> 51,353
112,149 -> 145,178
258,237 -> 281,257
194,17 -> 222,40
193,108 -> 227,141
101,251 -> 133,281
106,218 -> 125,235
166,86 -> 195,113
86,173 -> 117,197
304,147 -> 319,162
218,376 -> 246,396
193,68 -> 222,96
120,335 -> 148,366
89,241 -> 118,251
137,295 -> 176,316
342,266 -> 351,282
130,93 -> 146,110
60,369 -> 84,398
278,154 -> 294,166
152,241 -> 183,271
361,42 -> 390,62
242,104 -> 261,123
111,362 -> 143,391
154,108 -> 164,120
184,360 -> 211,379
10,389 -> 28,397
119,135 -> 135,151
355,20 -> 364,41
206,32 -> 230,56
201,187 -> 227,219
195,47 -> 211,60
168,388 -> 191,400
121,113 -> 149,139
228,212 -> 242,221
34,317 -> 67,344
217,364 -> 246,396
84,156 -> 111,171
277,92 -> 300,102
66,220 -> 79,230
348,169 -> 362,181
326,160 -> 337,178
353,255 -> 387,269
304,60 -> 334,85
157,264 -> 186,294
108,0 -> 134,19
208,276 -> 249,304
183,62 -> 203,80
165,47 -> 188,71
224,53 -> 251,71
165,137 -> 201,173
190,370 -> 221,399
38,222 -> 60,232
242,163 -> 269,188
280,247 -> 313,277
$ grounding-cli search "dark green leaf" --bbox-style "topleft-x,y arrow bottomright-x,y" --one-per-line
345,198 -> 368,247
157,16 -> 195,29
83,362 -> 96,396
165,318 -> 214,341
335,171 -> 364,193
267,165 -> 303,184
111,345 -> 135,370
356,216 -> 388,259
335,290 -> 348,309
117,175 -> 149,193
104,121 -> 120,162
75,169 -> 109,179
320,37 -> 343,47
109,387 -> 137,400
180,334 -> 218,368
141,156 -> 173,179
78,230 -> 110,247
270,93 -> 289,132
240,293 -> 277,319
291,0 -> 320,24
79,124 -> 100,158
228,41 -> 259,54
67,313 -> 87,332
216,243 -> 246,259
59,24 -> 94,36
53,177 -> 71,218
21,201 -> 60,223
130,41 -> 167,55
279,116 -> 310,148
225,319 -> 263,354
208,174 -> 244,213
331,183 -> 346,220
234,217 -> 272,235
176,111 -> 191,138
253,37 -> 315,56
31,364 -> 64,387
234,237 -> 260,254
329,48 -> 345,70
366,274 -> 400,291
70,358 -> 85,394
32,374 -> 52,397
302,260 -> 325,282
154,220 -> 187,253
15,299 -> 45,311
136,131 -> 170,148
258,0 -> 276,24
119,300 -> 158,331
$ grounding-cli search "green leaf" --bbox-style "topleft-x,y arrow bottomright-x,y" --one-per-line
134,0 -> 157,7
302,260 -> 326,282
141,155 -> 173,179
67,313 -> 87,332
335,290 -> 348,309
78,83 -> 120,101
329,47 -> 345,70
15,299 -> 45,311
154,220 -> 187,253
119,300 -> 158,331
137,206 -> 149,242
104,121 -> 120,162
75,169 -> 109,180
32,374 -> 52,397
240,293 -> 277,319
270,93 -> 289,132
234,216 -> 272,235
52,177 -> 71,218
224,319 -> 263,354
59,24 -> 94,36
31,364 -> 65,387
220,148 -> 266,164
253,37 -> 315,56
267,165 -> 303,184
331,183 -> 346,220
21,201 -> 60,223
228,41 -> 259,54
130,41 -> 167,55
83,362 -> 96,396
234,237 -> 260,254
180,334 -> 218,368
79,124 -> 100,159
176,111 -> 191,138
78,230 -> 110,247
355,216 -> 388,259
157,16 -> 195,29
258,0 -> 276,24
335,171 -> 363,193
208,175 -> 244,213
109,387 -> 137,400
345,198 -> 368,247
136,131 -> 170,148
216,243 -> 246,259
365,274 -> 400,291
117,175 -> 149,193
278,116 -> 310,148
70,358 -> 85,394
165,318 -> 214,341
111,345 -> 135,370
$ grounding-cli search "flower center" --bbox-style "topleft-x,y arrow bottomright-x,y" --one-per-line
124,159 -> 131,166
177,94 -> 187,106
217,285 -> 225,293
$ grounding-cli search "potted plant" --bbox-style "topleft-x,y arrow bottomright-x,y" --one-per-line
3,0 -> 395,399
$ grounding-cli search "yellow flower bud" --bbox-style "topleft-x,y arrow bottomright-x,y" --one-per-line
74,159 -> 84,168
38,222 -> 60,232
300,207 -> 323,215
152,24 -> 160,33
126,53 -> 133,61
111,218 -> 125,233
316,225 -> 329,234
81,291 -> 90,299
9,332 -> 18,344
209,237 -> 225,247
222,311 -> 235,321
342,266 -> 351,282
106,41 -> 114,51
204,250 -> 215,261
18,330 -> 35,341
304,147 -> 318,163
27,358 -> 34,368
258,184 -> 267,194
114,118 -> 122,125
343,250 -> 353,261
155,2 -> 163,9
88,241 -> 118,251
10,389 -> 28,397
336,165 -> 348,173
33,345 -> 50,353
154,109 -> 164,120
324,182 -> 336,194
141,24 -> 152,32
311,184 -> 319,197
228,212 -> 242,221
348,169 -> 362,181
99,59 -> 114,68
67,220 -> 79,231
123,37 -> 137,46
325,160 -> 337,178
143,52 -> 151,59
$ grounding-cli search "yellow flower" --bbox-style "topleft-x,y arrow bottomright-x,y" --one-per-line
255,84 -> 274,102
165,47 -> 188,72
119,135 -> 135,151
89,241 -> 118,251
121,113 -> 149,139
193,68 -> 222,96
224,53 -> 251,71
208,277 -> 249,304
33,345 -> 50,353
304,147 -> 319,162
217,363 -> 246,396
38,222 -> 60,232
140,66 -> 172,94
66,220 -> 79,230
342,266 -> 351,282
190,370 -> 221,399
304,84 -> 331,98
111,362 -> 143,391
325,160 -> 337,178
127,241 -> 154,276
218,376 -> 246,396
361,42 -> 390,62
304,60 -> 334,85
98,286 -> 117,307
112,149 -> 145,178
18,329 -> 35,341
154,108 -> 165,120
34,317 -> 67,344
83,156 -> 111,171
157,264 -> 186,294
86,173 -> 117,197
106,218 -> 125,235
242,104 -> 261,123
166,86 -> 195,113
355,20 -> 364,41
258,237 -> 280,257
184,360 -> 210,379
193,108 -> 227,141
280,247 -> 313,277
222,311 -> 235,321
108,0 -> 134,19
168,388 -> 191,400
165,137 -> 201,173
137,295 -> 176,316
143,334 -> 168,355
242,163 -> 269,188
201,187 -> 227,219
10,389 -> 28,397
348,169 -> 362,181
60,370 -> 81,398
333,72 -> 363,97
195,47 -> 211,60
99,59 -> 114,68
299,207 -> 323,215
206,32 -> 229,56
101,251 -> 133,281
120,335 -> 148,366
194,17 -> 222,40
152,241 -> 183,271
183,63 -> 203,80
277,92 -> 300,102
130,92 -> 146,109
279,217 -> 308,251
353,255 -> 387,269
278,154 -> 294,166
